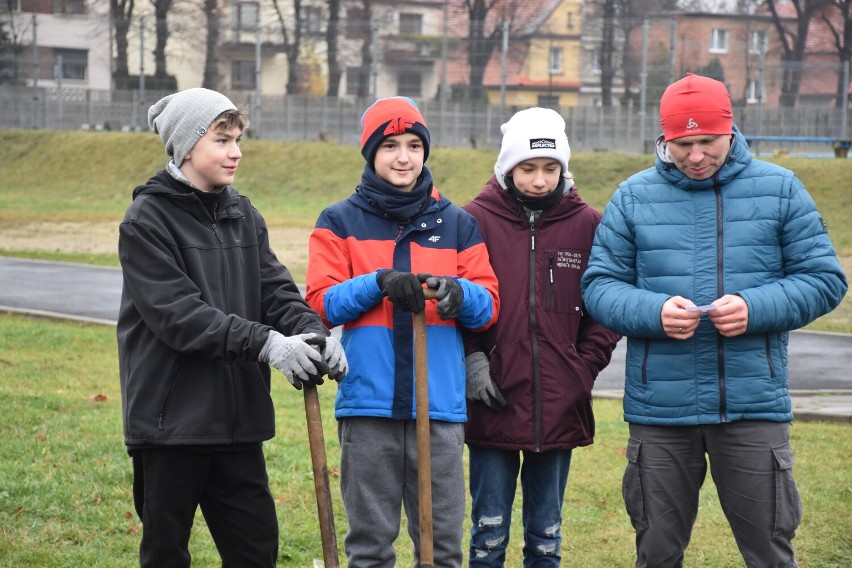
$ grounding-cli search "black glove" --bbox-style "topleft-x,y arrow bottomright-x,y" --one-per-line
377,270 -> 427,313
425,276 -> 464,320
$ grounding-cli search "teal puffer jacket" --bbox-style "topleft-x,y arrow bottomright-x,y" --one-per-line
581,126 -> 847,425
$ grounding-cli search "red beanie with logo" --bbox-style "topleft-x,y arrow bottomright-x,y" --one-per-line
659,73 -> 733,141
360,97 -> 431,164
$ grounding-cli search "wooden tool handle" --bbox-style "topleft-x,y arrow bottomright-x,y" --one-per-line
304,385 -> 340,568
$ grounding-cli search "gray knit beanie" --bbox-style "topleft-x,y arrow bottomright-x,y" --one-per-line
148,88 -> 238,167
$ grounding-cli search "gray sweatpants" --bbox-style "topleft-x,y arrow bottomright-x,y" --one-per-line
623,421 -> 801,568
338,416 -> 465,567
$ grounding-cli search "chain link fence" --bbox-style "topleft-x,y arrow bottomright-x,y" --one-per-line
2,9 -> 850,156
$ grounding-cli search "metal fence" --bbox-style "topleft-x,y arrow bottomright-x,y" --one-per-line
2,84 -> 849,156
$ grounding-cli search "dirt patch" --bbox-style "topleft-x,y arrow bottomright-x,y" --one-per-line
0,222 -> 312,273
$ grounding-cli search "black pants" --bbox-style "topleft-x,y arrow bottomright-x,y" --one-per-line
132,445 -> 278,568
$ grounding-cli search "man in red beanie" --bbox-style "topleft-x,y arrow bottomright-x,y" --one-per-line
306,97 -> 500,566
582,73 -> 847,567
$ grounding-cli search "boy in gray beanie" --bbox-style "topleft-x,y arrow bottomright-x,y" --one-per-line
118,88 -> 347,566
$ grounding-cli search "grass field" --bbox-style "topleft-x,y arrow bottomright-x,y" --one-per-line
0,314 -> 849,567
0,130 -> 850,565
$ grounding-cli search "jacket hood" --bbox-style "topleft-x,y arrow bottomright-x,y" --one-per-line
654,124 -> 751,190
467,175 -> 588,226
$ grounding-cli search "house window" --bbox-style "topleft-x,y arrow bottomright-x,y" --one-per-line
710,28 -> 728,53
346,8 -> 368,39
301,6 -> 323,34
399,13 -> 422,35
232,60 -> 255,89
537,94 -> 559,109
549,47 -> 563,75
53,48 -> 87,80
567,11 -> 574,29
346,66 -> 369,96
747,79 -> 760,103
588,48 -> 601,74
53,0 -> 85,14
749,30 -> 766,55
238,2 -> 258,31
397,70 -> 421,97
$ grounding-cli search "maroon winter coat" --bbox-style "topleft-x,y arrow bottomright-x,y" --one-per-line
462,176 -> 620,452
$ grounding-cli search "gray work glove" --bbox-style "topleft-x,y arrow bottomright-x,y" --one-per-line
425,276 -> 464,320
465,352 -> 506,411
259,331 -> 328,390
322,335 -> 349,382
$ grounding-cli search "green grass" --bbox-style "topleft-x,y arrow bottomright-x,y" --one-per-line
0,314 -> 849,566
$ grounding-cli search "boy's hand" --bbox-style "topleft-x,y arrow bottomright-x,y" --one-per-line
377,270 -> 427,313
465,352 -> 506,411
321,336 -> 349,382
425,276 -> 464,320
259,331 -> 329,390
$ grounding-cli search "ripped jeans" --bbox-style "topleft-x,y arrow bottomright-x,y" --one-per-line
468,446 -> 572,567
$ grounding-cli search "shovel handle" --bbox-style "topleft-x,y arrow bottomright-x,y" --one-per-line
304,385 -> 340,568
414,287 -> 437,567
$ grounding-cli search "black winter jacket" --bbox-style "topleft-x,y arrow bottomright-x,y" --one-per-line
117,171 -> 326,447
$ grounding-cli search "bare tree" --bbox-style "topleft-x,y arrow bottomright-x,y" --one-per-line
821,0 -> 852,107
764,0 -> 830,106
111,0 -> 135,88
356,0 -> 373,98
599,0 -> 617,106
326,0 -> 341,96
457,0 -> 528,103
271,0 -> 303,94
201,0 -> 219,89
460,0 -> 503,103
150,0 -> 174,86
0,18 -> 18,84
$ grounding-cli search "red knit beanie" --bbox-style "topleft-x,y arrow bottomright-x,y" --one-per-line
659,73 -> 733,141
360,97 -> 431,164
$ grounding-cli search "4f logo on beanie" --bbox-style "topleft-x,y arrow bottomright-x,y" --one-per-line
529,138 -> 556,150
384,117 -> 417,137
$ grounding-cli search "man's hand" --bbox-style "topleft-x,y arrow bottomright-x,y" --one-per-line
424,276 -> 464,320
259,331 -> 329,390
708,294 -> 749,337
465,352 -> 506,411
661,296 -> 701,340
377,270 -> 427,313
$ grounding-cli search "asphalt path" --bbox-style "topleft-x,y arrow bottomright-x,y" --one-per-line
1,256 -> 850,393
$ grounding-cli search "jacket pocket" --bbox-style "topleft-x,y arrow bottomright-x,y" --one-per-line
771,442 -> 802,539
544,249 -> 585,314
764,335 -> 777,379
154,360 -> 182,437
622,437 -> 647,529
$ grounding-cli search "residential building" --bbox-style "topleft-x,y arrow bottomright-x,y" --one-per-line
625,12 -> 786,108
459,0 -> 584,110
8,0 -> 112,90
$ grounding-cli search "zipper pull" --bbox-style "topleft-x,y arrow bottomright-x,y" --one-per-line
549,257 -> 554,284
211,223 -> 223,243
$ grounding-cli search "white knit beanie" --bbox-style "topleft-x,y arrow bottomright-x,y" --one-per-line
148,88 -> 238,167
494,107 -> 571,189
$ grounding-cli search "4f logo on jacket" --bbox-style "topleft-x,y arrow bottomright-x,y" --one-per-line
384,117 -> 416,136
